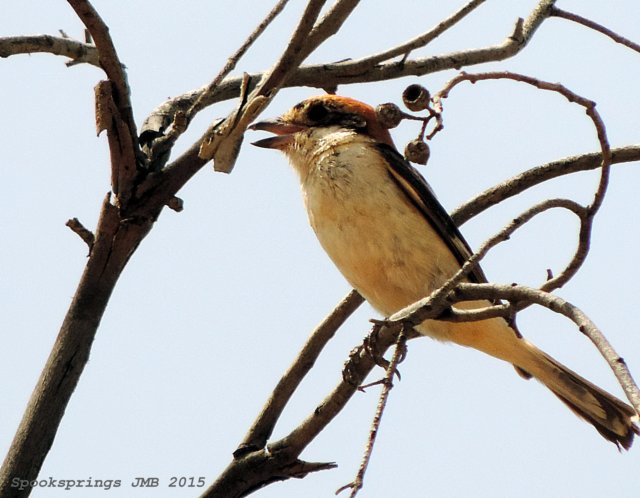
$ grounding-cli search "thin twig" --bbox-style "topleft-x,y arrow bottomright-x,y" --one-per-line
189,0 -> 290,118
254,0 -> 327,97
337,327 -> 408,498
65,218 -> 95,249
305,0 -> 360,53
197,0 -> 359,174
550,7 -> 640,54
344,0 -> 487,70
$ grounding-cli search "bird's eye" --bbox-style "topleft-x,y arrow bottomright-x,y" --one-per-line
306,102 -> 329,123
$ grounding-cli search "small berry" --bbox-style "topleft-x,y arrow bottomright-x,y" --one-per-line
402,84 -> 431,112
375,102 -> 403,129
404,139 -> 430,165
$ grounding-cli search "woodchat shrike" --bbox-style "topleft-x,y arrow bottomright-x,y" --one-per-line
251,94 -> 639,449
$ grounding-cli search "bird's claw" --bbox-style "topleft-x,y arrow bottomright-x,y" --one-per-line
342,320 -> 406,389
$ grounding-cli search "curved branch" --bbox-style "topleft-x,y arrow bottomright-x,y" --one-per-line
451,145 -> 640,226
550,7 -> 640,54
430,70 -> 612,291
454,283 -> 640,414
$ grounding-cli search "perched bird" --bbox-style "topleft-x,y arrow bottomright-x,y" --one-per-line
250,94 -> 639,449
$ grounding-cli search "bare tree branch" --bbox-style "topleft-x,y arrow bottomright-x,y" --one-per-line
67,0 -> 140,207
66,0 -> 136,135
0,34 -> 99,66
198,0 -> 363,174
189,0 -> 291,118
254,0 -> 328,97
0,195 -> 155,498
204,344 -> 383,497
0,3 -> 147,495
204,451 -> 336,498
338,328 -> 408,498
141,0 -> 557,170
65,2 -> 128,99
451,145 -> 640,226
236,289 -> 365,456
452,283 -> 640,414
430,70 -> 612,292
550,7 -> 640,54
341,0 -> 487,70
306,0 -> 360,48
142,0 -> 290,169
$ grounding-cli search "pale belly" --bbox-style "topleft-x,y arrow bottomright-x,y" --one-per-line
301,155 -> 463,336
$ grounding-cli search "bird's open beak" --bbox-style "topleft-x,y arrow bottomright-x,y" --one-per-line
249,119 -> 307,149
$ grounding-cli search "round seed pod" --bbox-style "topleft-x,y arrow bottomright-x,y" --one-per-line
402,84 -> 431,112
375,102 -> 403,129
404,139 -> 430,165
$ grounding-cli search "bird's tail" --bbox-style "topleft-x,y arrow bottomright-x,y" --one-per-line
438,307 -> 639,449
530,346 -> 639,449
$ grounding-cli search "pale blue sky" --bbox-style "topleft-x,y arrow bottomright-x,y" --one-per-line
2,1 -> 640,497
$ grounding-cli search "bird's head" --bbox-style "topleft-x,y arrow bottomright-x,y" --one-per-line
250,95 -> 395,154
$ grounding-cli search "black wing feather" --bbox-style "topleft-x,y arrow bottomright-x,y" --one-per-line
375,143 -> 487,284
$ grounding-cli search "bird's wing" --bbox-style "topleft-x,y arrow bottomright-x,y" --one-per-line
376,143 -> 487,284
